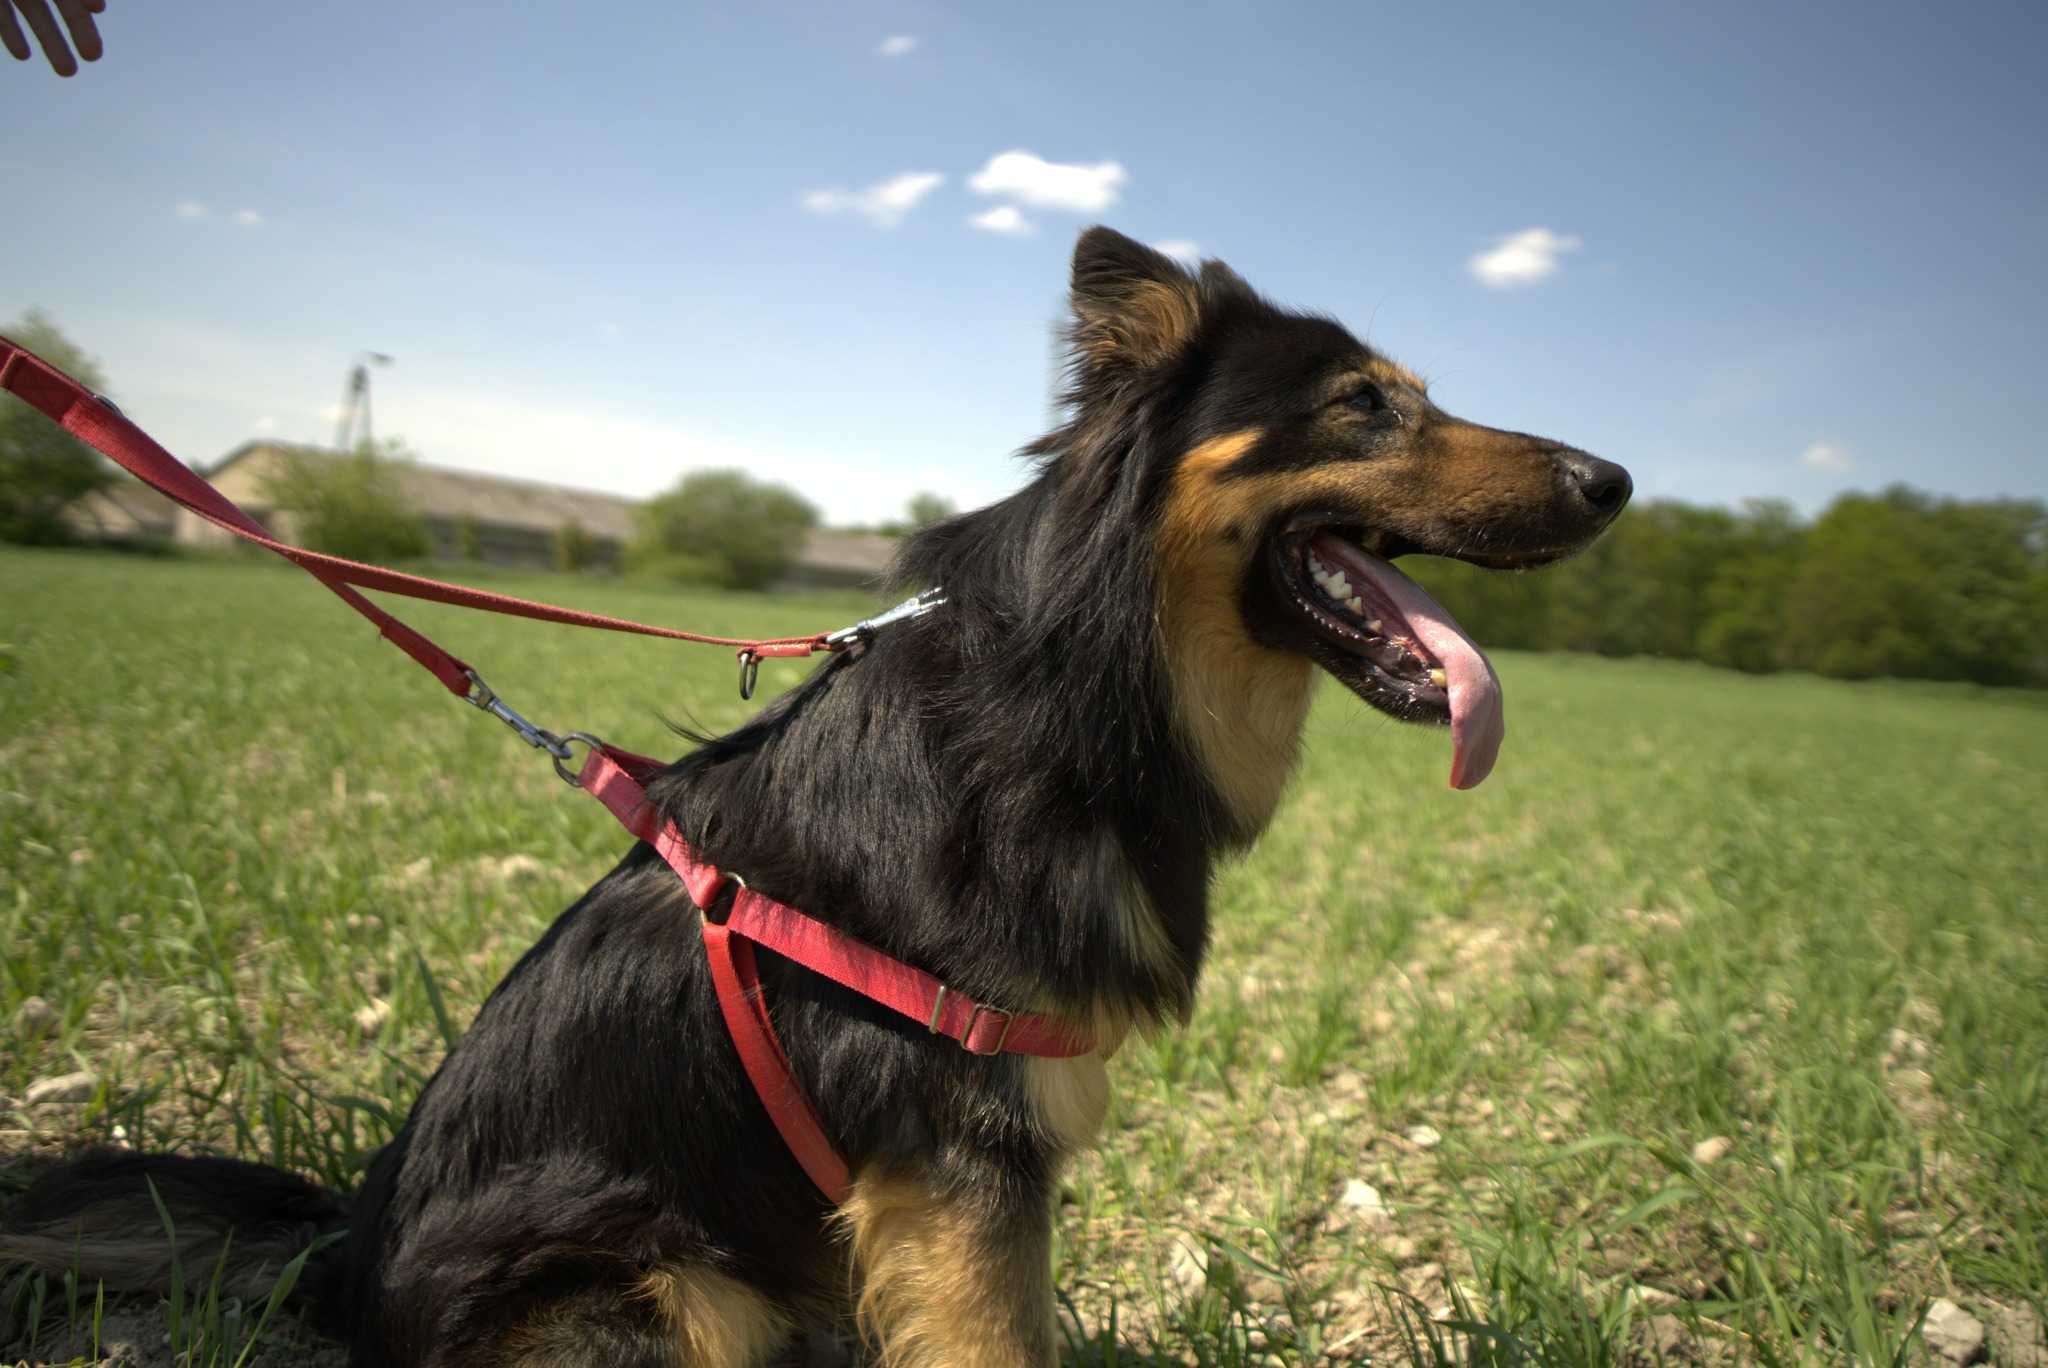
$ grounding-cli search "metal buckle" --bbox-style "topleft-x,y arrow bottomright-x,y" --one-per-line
549,732 -> 606,787
959,1003 -> 1013,1056
698,872 -> 745,926
927,988 -> 1013,1055
464,669 -> 598,785
737,650 -> 760,701
821,587 -> 948,653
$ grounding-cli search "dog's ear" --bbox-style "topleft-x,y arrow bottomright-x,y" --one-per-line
1069,227 -> 1202,372
1198,258 -> 1251,298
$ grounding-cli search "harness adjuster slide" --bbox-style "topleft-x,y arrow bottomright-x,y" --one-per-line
696,872 -> 747,926
960,1003 -> 1014,1056
927,986 -> 1013,1054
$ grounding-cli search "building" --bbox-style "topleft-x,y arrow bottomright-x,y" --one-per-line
61,483 -> 180,542
786,528 -> 900,588
72,440 -> 903,587
179,442 -> 640,570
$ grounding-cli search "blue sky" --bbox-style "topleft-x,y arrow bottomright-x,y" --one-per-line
4,1 -> 2043,525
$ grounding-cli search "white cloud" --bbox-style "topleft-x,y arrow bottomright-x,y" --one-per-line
1800,440 -> 1853,472
252,415 -> 277,433
232,208 -> 265,229
174,201 -> 207,219
969,205 -> 1035,236
317,403 -> 347,423
801,170 -> 944,228
1152,239 -> 1201,264
1468,227 -> 1582,287
967,150 -> 1126,213
598,321 -> 624,340
876,34 -> 918,58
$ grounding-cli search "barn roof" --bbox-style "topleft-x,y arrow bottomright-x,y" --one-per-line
210,442 -> 640,542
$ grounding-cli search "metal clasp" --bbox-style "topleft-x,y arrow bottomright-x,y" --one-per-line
464,670 -> 570,758
464,670 -> 595,785
549,732 -> 606,788
821,586 -> 948,653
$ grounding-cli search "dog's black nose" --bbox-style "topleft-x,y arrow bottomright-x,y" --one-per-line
1561,452 -> 1632,517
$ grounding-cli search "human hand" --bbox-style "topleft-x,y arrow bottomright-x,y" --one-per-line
2,0 -> 105,77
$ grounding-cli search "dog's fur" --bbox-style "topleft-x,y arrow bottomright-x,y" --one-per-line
2,228 -> 1628,1366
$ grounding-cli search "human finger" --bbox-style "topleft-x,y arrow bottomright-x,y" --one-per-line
16,0 -> 79,76
0,4 -> 32,64
54,0 -> 100,62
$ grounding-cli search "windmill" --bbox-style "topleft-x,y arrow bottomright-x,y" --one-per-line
333,351 -> 392,452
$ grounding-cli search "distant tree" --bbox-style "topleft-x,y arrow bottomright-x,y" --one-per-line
259,439 -> 430,562
1920,497 -> 2048,686
1383,486 -> 2048,689
905,492 -> 955,531
0,310 -> 113,543
552,518 -> 602,573
629,468 -> 819,590
1779,489 -> 1942,680
1696,500 -> 1803,673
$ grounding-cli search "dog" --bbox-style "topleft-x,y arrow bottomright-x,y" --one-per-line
1,226 -> 1629,1366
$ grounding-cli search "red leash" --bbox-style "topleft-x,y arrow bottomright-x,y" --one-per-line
1,336 -> 1088,1205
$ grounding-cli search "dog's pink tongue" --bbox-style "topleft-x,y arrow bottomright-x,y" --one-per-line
1313,536 -> 1505,790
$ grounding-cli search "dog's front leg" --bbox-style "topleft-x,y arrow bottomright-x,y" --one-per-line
837,1163 -> 1057,1368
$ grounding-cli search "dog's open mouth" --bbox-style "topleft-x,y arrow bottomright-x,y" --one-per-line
1273,525 -> 1505,790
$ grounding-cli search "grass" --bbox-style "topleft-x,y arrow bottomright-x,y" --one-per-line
3,546 -> 2045,1365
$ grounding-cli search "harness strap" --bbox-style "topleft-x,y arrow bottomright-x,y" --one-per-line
4,334 -> 1089,1207
577,744 -> 1090,1204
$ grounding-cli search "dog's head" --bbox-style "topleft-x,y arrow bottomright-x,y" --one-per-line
1047,227 -> 1629,806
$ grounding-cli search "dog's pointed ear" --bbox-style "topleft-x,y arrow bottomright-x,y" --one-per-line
1069,226 -> 1202,372
1199,258 -> 1251,297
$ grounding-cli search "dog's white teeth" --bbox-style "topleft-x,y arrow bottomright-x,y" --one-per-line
1367,619 -> 1384,634
1345,596 -> 1364,614
1428,667 -> 1448,687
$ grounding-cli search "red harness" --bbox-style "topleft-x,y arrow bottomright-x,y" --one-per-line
1,336 -> 1090,1205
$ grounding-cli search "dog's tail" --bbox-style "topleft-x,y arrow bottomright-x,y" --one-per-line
1,1148 -> 350,1318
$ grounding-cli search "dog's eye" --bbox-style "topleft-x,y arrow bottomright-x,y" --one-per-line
1344,383 -> 1387,414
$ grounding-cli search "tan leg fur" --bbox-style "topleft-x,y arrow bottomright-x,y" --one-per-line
835,1172 -> 1057,1368
635,1265 -> 790,1366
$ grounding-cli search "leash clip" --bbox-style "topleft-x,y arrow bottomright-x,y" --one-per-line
463,669 -> 573,763
821,586 -> 948,653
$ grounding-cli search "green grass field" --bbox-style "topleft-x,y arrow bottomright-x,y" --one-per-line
4,548 -> 2045,1366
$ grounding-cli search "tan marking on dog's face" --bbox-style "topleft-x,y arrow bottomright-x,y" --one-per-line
632,1265 -> 789,1365
1182,411 -> 1572,561
836,1173 -> 1057,1367
1155,430 -> 1318,836
1413,418 -> 1564,534
1364,356 -> 1428,395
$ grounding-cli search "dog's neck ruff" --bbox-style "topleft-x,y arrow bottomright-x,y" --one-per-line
0,334 -> 1083,1209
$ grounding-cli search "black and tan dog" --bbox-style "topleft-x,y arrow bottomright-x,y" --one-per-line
2,228 -> 1628,1365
